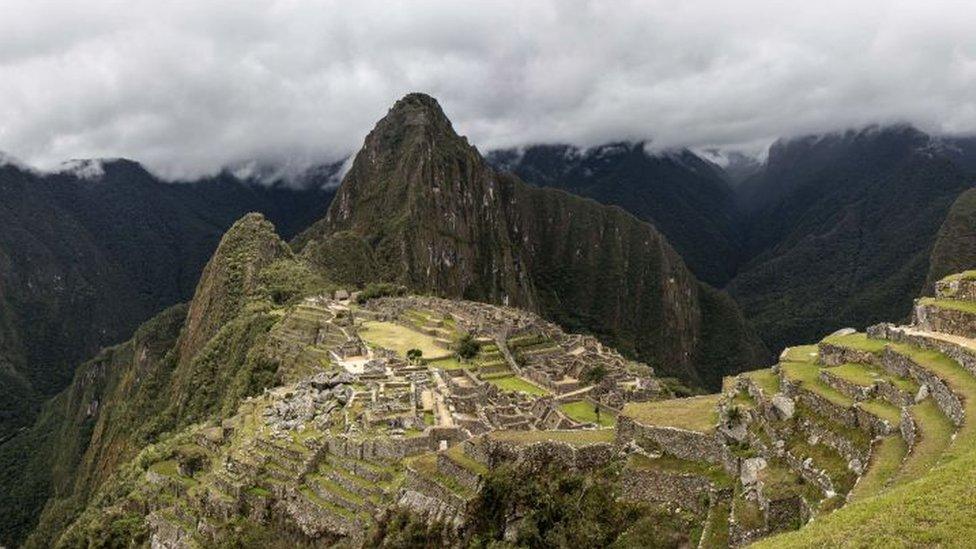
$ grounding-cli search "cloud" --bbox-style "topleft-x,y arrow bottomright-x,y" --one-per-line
1,0 -> 975,178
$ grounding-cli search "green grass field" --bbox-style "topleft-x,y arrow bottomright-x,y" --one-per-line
559,400 -> 616,427
848,435 -> 907,502
918,297 -> 976,315
359,321 -> 452,359
485,375 -> 549,396
621,394 -> 721,433
487,429 -> 614,446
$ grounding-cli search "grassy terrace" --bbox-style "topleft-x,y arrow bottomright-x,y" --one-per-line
940,270 -> 976,282
299,486 -> 359,519
487,429 -> 615,447
848,435 -> 907,502
485,375 -> 549,396
760,460 -> 823,502
699,501 -> 731,548
781,361 -> 901,425
821,332 -> 886,355
621,394 -> 721,433
918,297 -> 976,315
756,340 -> 976,546
445,445 -> 488,475
743,367 -> 781,395
895,399 -> 954,485
627,453 -> 733,488
782,344 -> 819,364
559,400 -> 616,427
359,321 -> 452,359
827,362 -> 918,393
407,453 -> 474,497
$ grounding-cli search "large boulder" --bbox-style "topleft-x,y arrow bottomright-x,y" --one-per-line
771,394 -> 796,420
740,457 -> 768,485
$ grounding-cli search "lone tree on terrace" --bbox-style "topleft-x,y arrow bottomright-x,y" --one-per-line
455,333 -> 481,361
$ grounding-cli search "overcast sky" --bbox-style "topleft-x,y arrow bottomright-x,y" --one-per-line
2,0 -> 975,179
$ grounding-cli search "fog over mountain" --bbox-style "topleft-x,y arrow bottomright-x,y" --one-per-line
2,1 -> 976,178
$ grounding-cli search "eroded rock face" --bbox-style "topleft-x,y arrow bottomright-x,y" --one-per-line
771,394 -> 796,420
740,457 -> 768,485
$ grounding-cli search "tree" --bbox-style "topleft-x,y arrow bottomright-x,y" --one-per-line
406,348 -> 423,364
455,333 -> 481,361
581,365 -> 608,385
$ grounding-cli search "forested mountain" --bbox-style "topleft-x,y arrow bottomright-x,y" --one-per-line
0,159 -> 337,439
487,143 -> 743,286
494,126 -> 976,354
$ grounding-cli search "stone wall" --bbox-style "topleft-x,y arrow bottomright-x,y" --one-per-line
877,323 -> 976,379
936,279 -> 976,302
900,407 -> 918,450
818,343 -> 881,367
617,467 -> 715,513
281,488 -> 363,540
819,370 -> 872,401
914,302 -> 976,340
326,433 -> 433,460
881,347 -> 965,427
436,454 -> 481,492
479,437 -> 616,473
796,416 -> 869,470
616,415 -> 728,464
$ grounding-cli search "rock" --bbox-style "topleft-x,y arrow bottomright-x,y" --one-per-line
334,289 -> 350,301
828,327 -> 858,338
740,457 -> 767,485
725,421 -> 748,443
771,394 -> 796,420
849,458 -> 864,475
916,384 -> 930,403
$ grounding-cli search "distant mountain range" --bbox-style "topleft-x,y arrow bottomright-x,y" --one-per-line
491,125 -> 976,354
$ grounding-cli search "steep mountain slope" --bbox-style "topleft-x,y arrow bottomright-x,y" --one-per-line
297,93 -> 767,387
0,214 -> 326,546
727,126 -> 974,351
487,143 -> 743,286
0,160 -> 336,439
927,187 -> 976,288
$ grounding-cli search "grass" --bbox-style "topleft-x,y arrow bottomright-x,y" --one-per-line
782,344 -> 819,364
559,400 -> 616,427
426,356 -> 464,370
359,321 -> 451,359
445,445 -> 488,475
627,453 -> 733,488
485,375 -> 549,396
743,368 -> 781,395
821,332 -> 887,355
487,429 -> 615,447
699,501 -> 731,548
245,486 -> 272,497
918,297 -> 976,315
848,435 -> 908,502
407,454 -> 474,497
858,400 -> 902,426
892,399 -> 955,485
621,394 -> 721,433
149,460 -> 179,476
780,361 -> 853,407
754,343 -> 976,548
940,270 -> 976,282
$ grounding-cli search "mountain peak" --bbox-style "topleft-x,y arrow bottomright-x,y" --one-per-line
374,92 -> 457,139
